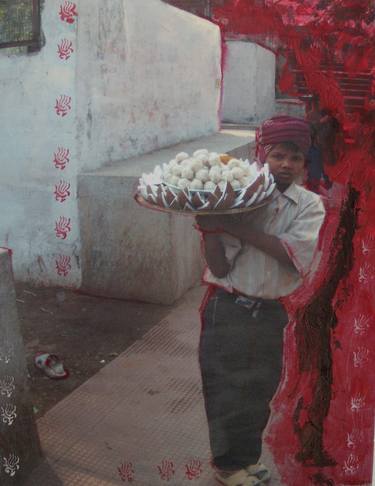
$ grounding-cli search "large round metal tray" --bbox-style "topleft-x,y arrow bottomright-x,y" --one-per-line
134,193 -> 272,216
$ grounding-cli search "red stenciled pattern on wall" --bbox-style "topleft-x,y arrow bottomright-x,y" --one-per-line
55,217 -> 71,240
55,95 -> 72,117
57,39 -> 74,60
54,180 -> 71,203
184,459 -> 203,480
117,461 -> 135,482
59,1 -> 78,24
55,255 -> 72,277
157,459 -> 175,481
211,1 -> 374,484
53,147 -> 70,170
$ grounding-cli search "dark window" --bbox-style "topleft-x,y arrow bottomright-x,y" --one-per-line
0,0 -> 40,50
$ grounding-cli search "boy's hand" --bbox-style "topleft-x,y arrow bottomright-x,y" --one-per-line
195,214 -> 243,233
195,215 -> 222,233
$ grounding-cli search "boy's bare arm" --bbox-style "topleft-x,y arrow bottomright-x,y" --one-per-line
202,234 -> 231,278
195,216 -> 231,278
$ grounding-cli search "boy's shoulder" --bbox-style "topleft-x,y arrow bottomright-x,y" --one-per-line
294,184 -> 324,208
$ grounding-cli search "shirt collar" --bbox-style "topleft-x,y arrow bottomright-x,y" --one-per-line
275,182 -> 300,205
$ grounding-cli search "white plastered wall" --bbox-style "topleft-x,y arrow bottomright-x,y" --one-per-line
0,0 -> 221,286
221,40 -> 276,124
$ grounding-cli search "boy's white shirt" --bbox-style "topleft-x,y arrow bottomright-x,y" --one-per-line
203,182 -> 326,299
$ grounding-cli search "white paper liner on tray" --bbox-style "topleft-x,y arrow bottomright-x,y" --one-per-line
134,193 -> 273,216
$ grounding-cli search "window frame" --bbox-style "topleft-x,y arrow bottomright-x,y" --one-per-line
0,0 -> 41,50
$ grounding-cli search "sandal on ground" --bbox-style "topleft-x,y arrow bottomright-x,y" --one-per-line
215,468 -> 263,486
245,463 -> 271,483
34,352 -> 69,379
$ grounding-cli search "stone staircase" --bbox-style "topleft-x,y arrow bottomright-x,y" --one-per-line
291,63 -> 373,114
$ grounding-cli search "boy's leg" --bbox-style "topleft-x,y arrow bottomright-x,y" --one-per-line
226,302 -> 288,466
199,290 -> 288,470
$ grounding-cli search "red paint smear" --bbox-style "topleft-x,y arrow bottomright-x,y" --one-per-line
211,1 -> 375,485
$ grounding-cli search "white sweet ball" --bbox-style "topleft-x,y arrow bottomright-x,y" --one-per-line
204,181 -> 216,191
195,168 -> 210,182
175,152 -> 189,162
193,149 -> 209,157
171,165 -> 182,177
222,170 -> 234,182
168,159 -> 178,168
179,158 -> 191,168
190,158 -> 204,173
239,177 -> 250,187
169,175 -> 179,186
181,167 -> 195,180
242,165 -> 251,176
209,166 -> 222,184
218,180 -> 227,191
190,179 -> 204,190
178,178 -> 190,189
231,167 -> 245,180
228,159 -> 242,169
195,153 -> 209,164
208,153 -> 221,166
231,179 -> 241,190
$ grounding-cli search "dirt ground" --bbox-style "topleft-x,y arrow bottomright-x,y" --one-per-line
16,283 -> 174,418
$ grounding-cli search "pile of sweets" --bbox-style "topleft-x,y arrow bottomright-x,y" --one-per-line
137,149 -> 275,211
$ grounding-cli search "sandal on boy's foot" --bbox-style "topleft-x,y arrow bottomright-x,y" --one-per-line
34,352 -> 69,380
245,463 -> 271,483
215,468 -> 263,486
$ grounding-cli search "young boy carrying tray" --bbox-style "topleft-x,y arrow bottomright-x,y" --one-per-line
195,115 -> 326,486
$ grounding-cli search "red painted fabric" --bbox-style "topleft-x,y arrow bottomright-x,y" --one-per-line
208,1 -> 375,484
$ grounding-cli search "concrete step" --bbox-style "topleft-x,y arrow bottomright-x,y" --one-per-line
77,129 -> 255,305
297,86 -> 370,96
294,78 -> 371,90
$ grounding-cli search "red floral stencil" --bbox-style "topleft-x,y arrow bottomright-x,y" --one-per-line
157,459 -> 175,481
59,1 -> 78,24
57,39 -> 74,60
54,180 -> 71,203
55,217 -> 71,240
53,147 -> 70,170
55,255 -> 71,277
210,1 -> 374,485
55,95 -> 72,117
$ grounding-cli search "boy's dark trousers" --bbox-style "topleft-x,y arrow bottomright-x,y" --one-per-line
199,287 -> 288,471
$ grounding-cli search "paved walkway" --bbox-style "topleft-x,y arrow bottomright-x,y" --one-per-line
26,286 -> 282,486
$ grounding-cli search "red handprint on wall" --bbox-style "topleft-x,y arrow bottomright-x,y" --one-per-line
55,255 -> 72,277
185,459 -> 203,480
55,217 -> 72,240
157,459 -> 175,481
59,2 -> 78,24
58,39 -> 74,60
54,180 -> 71,202
55,95 -> 72,117
53,147 -> 70,170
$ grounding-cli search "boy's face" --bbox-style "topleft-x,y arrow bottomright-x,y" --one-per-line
265,143 -> 305,188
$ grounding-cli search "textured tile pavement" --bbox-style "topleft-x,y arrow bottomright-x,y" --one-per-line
25,286 -> 283,486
